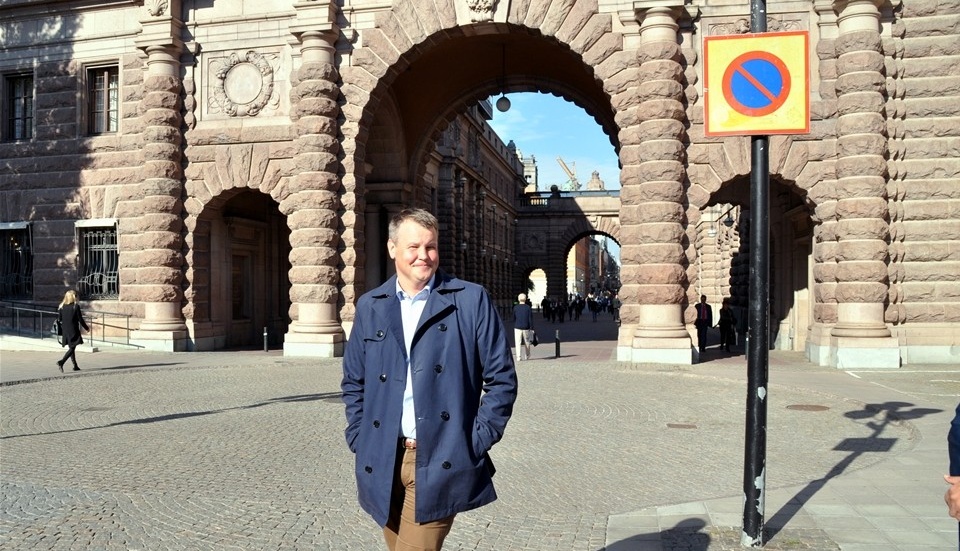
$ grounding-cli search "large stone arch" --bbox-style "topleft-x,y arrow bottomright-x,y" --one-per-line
338,0 -> 631,326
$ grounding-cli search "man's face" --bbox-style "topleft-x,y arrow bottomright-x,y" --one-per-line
388,219 -> 439,293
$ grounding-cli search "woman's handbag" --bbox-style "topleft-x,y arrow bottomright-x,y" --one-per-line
52,318 -> 64,346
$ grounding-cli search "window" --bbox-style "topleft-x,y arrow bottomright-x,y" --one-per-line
78,225 -> 119,299
3,73 -> 33,141
0,224 -> 32,299
87,66 -> 118,134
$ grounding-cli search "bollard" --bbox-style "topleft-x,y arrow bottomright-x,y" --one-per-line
263,326 -> 268,352
555,329 -> 560,359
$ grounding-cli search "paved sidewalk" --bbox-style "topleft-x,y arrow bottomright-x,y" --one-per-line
1,319 -> 958,550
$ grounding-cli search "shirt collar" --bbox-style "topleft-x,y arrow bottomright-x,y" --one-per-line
396,275 -> 435,301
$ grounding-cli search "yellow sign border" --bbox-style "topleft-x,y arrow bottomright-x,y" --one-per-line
704,31 -> 810,137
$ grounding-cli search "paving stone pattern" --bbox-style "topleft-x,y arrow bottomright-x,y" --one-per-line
0,354 -> 917,550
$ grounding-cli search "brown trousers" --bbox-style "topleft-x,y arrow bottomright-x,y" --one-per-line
383,447 -> 455,551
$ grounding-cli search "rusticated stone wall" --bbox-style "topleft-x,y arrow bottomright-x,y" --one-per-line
121,68 -> 185,317
0,53 -> 149,316
891,0 -> 960,327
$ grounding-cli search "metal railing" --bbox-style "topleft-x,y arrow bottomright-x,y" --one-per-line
0,301 -> 135,347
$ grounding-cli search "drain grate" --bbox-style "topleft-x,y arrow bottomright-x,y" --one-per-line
667,423 -> 698,429
786,404 -> 829,412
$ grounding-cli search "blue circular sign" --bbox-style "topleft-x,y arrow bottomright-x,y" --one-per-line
722,51 -> 792,117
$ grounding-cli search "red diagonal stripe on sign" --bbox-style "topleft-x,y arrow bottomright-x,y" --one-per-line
734,64 -> 778,103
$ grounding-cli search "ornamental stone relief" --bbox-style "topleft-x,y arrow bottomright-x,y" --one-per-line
145,0 -> 168,17
706,17 -> 803,36
207,50 -> 280,118
464,0 -> 498,22
522,232 -> 545,252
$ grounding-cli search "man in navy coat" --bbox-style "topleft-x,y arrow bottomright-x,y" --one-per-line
342,208 -> 518,550
945,403 -> 960,544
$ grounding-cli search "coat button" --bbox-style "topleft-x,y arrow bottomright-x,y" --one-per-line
440,411 -> 450,421
441,461 -> 452,469
365,466 -> 373,473
379,374 -> 387,382
438,323 -> 447,331
373,420 -> 380,428
376,330 -> 385,338
434,364 -> 443,373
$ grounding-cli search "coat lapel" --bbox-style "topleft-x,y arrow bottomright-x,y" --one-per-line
413,271 -> 462,347
369,276 -> 407,362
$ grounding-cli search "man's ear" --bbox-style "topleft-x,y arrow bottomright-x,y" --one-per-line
387,239 -> 397,259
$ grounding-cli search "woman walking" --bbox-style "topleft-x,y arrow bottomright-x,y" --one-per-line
57,290 -> 89,372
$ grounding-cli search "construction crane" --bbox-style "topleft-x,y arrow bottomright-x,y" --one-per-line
556,156 -> 580,191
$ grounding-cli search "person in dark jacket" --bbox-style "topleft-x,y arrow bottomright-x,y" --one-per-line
945,403 -> 960,544
718,298 -> 736,352
341,208 -> 518,551
513,293 -> 535,361
56,290 -> 89,372
694,295 -> 713,355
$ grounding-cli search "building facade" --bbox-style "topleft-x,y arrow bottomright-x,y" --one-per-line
1,0 -> 958,367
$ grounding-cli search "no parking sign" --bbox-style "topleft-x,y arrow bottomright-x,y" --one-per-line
704,31 -> 809,136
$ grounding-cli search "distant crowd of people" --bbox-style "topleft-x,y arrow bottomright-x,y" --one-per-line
537,292 -> 621,324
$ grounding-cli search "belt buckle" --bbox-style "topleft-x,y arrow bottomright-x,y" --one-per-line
401,437 -> 416,449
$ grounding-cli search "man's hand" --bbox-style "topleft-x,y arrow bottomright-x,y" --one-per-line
944,474 -> 960,521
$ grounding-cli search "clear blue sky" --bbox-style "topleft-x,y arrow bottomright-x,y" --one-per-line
486,92 -> 621,191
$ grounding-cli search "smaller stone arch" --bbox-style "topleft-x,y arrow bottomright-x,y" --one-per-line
558,214 -> 621,247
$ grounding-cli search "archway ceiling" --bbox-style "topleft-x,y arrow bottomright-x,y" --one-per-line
388,31 -> 620,165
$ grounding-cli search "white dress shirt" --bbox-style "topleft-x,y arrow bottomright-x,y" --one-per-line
397,278 -> 432,439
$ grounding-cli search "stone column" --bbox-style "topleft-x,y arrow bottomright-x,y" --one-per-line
284,5 -> 345,357
620,6 -> 692,364
829,0 -> 900,367
129,3 -> 189,351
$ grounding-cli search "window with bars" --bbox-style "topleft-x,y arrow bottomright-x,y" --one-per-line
3,73 -> 33,141
78,226 -> 119,299
0,226 -> 32,299
87,66 -> 118,135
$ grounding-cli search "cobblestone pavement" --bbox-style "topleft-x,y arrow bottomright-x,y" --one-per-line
1,319 -> 958,550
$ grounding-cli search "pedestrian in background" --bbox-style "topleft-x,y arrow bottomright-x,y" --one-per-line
694,295 -> 713,355
56,290 -> 89,372
944,403 -> 960,545
718,298 -> 736,352
341,208 -> 518,551
513,293 -> 535,361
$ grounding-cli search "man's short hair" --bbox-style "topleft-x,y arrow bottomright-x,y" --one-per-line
388,208 -> 439,241
517,293 -> 527,302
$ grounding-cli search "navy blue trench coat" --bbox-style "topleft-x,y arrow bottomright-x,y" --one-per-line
341,271 -> 518,525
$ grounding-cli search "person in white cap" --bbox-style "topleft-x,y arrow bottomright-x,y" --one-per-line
513,293 -> 535,361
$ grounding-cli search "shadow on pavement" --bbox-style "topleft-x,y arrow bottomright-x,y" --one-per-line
0,391 -> 343,440
603,519 -> 710,551
765,401 -> 943,540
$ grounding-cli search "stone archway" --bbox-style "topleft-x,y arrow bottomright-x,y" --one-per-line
337,1 -> 628,330
182,144 -> 292,351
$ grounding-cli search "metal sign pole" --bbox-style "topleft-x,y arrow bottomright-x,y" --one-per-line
742,0 -> 770,546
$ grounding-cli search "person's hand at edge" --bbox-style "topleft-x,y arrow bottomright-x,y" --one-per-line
944,474 -> 960,521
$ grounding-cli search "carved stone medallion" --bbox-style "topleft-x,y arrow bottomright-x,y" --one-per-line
208,51 -> 277,117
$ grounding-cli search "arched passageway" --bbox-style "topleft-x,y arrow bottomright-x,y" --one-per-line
184,189 -> 291,351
